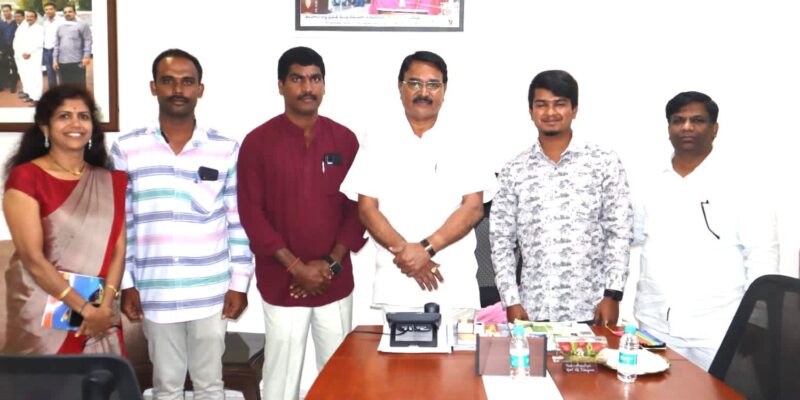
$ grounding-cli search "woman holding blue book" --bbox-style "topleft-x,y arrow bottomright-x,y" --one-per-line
2,85 -> 126,355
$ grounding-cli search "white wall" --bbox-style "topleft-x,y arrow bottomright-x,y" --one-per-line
2,0 -> 799,392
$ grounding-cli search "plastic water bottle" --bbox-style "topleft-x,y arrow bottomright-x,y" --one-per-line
617,325 -> 639,383
509,325 -> 530,378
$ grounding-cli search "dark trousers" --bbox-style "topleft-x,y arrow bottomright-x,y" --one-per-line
59,62 -> 86,88
0,44 -> 17,90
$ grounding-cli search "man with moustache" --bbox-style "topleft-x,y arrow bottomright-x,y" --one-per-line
112,49 -> 254,400
341,50 -> 497,318
490,70 -> 633,325
237,46 -> 366,400
633,91 -> 778,370
53,4 -> 92,88
13,11 -> 43,103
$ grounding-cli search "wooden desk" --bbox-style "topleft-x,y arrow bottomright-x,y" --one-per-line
306,325 -> 743,399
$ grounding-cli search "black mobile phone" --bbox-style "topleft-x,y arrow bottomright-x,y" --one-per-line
323,153 -> 343,166
198,166 -> 219,181
69,288 -> 103,327
68,303 -> 99,327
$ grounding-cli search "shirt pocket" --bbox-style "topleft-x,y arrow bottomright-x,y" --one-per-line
567,168 -> 603,222
189,168 -> 227,215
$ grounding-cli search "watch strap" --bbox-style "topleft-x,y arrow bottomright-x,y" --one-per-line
324,255 -> 342,276
603,289 -> 623,301
420,239 -> 436,257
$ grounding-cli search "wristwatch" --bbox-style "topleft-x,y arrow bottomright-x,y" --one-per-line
603,289 -> 624,301
420,239 -> 436,257
324,255 -> 342,276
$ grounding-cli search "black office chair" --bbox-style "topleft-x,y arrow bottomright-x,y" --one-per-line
474,201 -> 500,307
708,274 -> 800,400
0,354 -> 144,400
474,200 -> 523,308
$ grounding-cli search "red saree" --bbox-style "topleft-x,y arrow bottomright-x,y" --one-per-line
2,163 -> 126,354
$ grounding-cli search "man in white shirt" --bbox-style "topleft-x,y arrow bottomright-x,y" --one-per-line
13,10 -> 43,103
341,50 -> 497,315
633,91 -> 780,370
41,2 -> 62,89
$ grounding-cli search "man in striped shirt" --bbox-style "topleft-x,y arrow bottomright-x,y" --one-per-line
112,49 -> 254,400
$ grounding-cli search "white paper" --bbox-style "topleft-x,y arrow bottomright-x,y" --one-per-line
482,375 -> 563,400
600,348 -> 670,374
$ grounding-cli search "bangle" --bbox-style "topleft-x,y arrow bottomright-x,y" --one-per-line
57,286 -> 72,300
78,300 -> 90,315
420,239 -> 436,257
287,257 -> 301,272
106,284 -> 120,299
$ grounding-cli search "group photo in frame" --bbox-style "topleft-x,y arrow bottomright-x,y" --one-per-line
0,0 -> 117,132
296,0 -> 464,32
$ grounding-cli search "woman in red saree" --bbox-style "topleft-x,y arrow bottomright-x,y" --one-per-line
2,86 -> 126,355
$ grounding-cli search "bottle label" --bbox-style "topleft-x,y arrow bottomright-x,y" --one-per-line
618,351 -> 637,366
510,354 -> 529,368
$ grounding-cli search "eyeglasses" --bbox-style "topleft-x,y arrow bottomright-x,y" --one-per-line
401,80 -> 444,92
700,200 -> 720,239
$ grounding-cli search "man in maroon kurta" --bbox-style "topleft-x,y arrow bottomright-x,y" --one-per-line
237,46 -> 366,400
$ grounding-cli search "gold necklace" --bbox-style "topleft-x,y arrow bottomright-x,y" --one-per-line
49,154 -> 86,176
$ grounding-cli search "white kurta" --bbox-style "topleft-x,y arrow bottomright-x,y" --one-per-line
633,151 -> 779,349
341,112 -> 498,310
13,22 -> 43,101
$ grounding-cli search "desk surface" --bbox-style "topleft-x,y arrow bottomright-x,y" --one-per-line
306,325 -> 744,400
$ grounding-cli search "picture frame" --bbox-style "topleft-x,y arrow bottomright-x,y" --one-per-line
0,0 -> 118,132
296,0 -> 464,32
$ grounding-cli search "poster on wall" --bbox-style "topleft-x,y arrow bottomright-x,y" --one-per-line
0,0 -> 118,132
296,0 -> 464,32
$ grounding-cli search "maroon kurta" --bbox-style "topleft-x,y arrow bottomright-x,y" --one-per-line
237,114 -> 367,307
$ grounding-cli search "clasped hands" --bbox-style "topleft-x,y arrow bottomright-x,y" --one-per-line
75,303 -> 115,338
389,242 -> 444,291
289,259 -> 333,299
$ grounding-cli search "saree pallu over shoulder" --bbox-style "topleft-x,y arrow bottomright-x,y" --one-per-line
3,167 -> 115,354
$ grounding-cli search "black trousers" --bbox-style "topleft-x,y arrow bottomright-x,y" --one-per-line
0,44 -> 18,90
59,62 -> 86,88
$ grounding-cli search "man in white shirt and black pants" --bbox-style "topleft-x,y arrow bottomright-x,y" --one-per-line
633,91 -> 780,371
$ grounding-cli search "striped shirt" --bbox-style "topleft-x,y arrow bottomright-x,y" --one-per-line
111,122 -> 254,323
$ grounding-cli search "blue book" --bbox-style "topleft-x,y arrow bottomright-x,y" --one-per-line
41,272 -> 105,331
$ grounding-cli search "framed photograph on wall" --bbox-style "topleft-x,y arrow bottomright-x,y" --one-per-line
296,0 -> 464,32
0,0 -> 118,132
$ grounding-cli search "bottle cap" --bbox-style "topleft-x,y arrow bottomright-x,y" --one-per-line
513,325 -> 525,336
624,325 -> 637,334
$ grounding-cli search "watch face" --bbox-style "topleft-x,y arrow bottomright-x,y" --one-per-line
330,263 -> 342,276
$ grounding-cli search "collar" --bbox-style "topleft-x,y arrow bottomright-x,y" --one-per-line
151,120 -> 207,147
663,150 -> 717,176
279,113 -> 322,135
399,111 -> 443,144
531,136 -> 587,160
